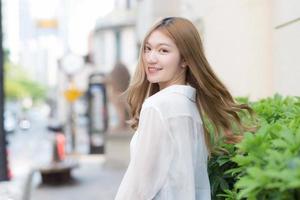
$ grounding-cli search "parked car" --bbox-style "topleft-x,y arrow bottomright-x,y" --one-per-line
4,111 -> 17,133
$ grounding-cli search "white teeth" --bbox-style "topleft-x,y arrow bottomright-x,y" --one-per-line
148,67 -> 162,71
148,67 -> 162,70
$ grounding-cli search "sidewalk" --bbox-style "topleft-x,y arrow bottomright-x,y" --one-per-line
0,123 -> 54,200
0,108 -> 133,200
30,130 -> 133,200
0,176 -> 31,200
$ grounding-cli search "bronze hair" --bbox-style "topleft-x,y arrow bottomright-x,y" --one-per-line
126,17 -> 255,154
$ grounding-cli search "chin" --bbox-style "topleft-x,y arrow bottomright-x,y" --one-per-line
147,77 -> 160,84
148,80 -> 159,84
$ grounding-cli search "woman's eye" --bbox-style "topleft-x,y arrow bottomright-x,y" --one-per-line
144,46 -> 151,52
160,49 -> 169,53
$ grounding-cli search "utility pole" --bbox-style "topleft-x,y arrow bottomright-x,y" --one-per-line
0,0 -> 9,181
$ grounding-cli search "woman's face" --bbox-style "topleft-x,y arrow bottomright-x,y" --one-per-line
143,30 -> 186,89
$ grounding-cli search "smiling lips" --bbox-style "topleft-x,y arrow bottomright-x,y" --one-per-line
148,67 -> 163,73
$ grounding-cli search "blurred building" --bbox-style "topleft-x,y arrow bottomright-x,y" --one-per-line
92,0 -> 138,74
272,0 -> 300,97
20,17 -> 64,87
2,0 -> 66,87
134,0 -> 300,99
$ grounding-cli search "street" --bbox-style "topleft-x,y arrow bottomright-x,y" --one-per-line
5,106 -> 132,200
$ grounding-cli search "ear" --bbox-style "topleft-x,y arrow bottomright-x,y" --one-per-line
181,59 -> 187,68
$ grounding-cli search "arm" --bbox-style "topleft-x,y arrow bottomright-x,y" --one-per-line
115,106 -> 174,200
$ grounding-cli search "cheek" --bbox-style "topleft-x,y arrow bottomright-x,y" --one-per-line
160,52 -> 175,63
161,55 -> 181,72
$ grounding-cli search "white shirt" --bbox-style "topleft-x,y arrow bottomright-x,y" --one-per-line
115,85 -> 211,200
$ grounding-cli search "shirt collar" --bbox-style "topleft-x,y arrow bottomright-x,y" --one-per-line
158,84 -> 196,102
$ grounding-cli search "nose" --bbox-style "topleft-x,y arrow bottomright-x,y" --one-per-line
145,51 -> 158,64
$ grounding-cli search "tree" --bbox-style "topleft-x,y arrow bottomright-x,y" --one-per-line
4,60 -> 47,102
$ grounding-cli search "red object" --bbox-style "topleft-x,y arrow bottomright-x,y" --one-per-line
56,133 -> 66,161
6,149 -> 12,180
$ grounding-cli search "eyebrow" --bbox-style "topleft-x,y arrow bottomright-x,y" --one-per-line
145,42 -> 172,47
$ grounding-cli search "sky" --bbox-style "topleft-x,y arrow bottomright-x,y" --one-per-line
5,0 -> 115,59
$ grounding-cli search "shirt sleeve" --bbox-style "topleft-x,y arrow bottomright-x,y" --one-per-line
115,106 -> 174,200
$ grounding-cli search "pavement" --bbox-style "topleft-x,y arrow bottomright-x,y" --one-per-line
0,125 -> 133,200
0,102 -> 134,200
31,130 -> 133,200
0,177 -> 30,200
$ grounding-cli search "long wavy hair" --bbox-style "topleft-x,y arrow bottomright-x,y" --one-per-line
126,17 -> 255,153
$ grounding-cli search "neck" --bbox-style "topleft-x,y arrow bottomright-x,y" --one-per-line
159,69 -> 187,90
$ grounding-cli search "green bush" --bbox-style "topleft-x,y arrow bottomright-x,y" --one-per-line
208,94 -> 300,200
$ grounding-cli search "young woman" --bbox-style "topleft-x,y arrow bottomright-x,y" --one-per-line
115,17 -> 253,200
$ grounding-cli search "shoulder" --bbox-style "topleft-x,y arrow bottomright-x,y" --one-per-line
143,91 -> 183,108
142,91 -> 192,119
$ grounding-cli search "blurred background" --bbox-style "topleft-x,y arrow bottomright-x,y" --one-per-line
0,0 -> 299,199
